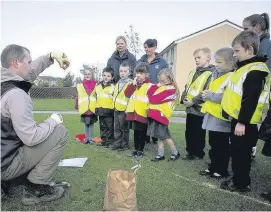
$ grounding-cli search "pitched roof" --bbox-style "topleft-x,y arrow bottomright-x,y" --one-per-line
160,19 -> 243,55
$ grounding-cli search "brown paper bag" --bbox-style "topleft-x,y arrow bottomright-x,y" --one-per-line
104,169 -> 137,211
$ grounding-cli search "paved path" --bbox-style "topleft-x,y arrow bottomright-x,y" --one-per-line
33,111 -> 186,124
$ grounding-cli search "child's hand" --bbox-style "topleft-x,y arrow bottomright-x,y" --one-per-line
234,123 -> 246,136
202,90 -> 212,100
157,83 -> 161,87
183,100 -> 194,107
132,77 -> 137,86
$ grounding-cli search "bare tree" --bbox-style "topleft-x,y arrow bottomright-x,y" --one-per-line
62,73 -> 75,87
125,25 -> 143,59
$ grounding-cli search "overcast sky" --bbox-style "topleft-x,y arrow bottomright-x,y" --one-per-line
1,0 -> 271,78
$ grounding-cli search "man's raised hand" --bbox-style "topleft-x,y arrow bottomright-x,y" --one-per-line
50,52 -> 70,70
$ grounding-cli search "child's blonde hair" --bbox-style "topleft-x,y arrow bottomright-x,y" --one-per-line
158,68 -> 180,105
215,47 -> 235,69
193,47 -> 212,62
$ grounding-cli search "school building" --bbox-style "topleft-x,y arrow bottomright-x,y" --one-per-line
160,19 -> 243,91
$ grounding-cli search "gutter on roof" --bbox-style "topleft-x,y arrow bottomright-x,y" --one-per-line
160,41 -> 176,55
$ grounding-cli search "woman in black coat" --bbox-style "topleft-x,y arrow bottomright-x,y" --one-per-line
106,36 -> 136,84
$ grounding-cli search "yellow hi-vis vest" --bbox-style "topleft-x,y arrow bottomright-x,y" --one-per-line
221,62 -> 271,124
125,83 -> 152,118
185,70 -> 212,103
113,83 -> 129,111
201,73 -> 232,121
95,83 -> 115,109
76,83 -> 96,115
149,85 -> 176,120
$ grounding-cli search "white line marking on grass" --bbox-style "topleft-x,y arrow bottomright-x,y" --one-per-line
84,144 -> 271,208
172,172 -> 271,208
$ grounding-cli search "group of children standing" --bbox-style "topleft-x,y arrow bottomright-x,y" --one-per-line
75,30 -> 270,193
182,31 -> 270,192
75,61 -> 180,161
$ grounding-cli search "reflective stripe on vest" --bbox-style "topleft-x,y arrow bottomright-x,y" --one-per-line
125,83 -> 152,118
221,62 -> 271,124
201,73 -> 232,121
95,84 -> 115,109
113,83 -> 129,111
186,71 -> 212,101
149,85 -> 176,120
76,83 -> 96,115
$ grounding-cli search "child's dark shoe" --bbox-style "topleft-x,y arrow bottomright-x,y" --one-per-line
169,152 -> 180,161
182,154 -> 196,160
136,151 -> 144,158
128,150 -> 138,157
151,155 -> 165,162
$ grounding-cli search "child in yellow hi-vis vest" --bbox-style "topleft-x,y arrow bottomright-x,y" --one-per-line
111,62 -> 133,151
199,48 -> 235,179
95,67 -> 115,147
147,68 -> 181,162
75,65 -> 97,144
125,62 -> 152,158
181,48 -> 216,160
220,31 -> 270,192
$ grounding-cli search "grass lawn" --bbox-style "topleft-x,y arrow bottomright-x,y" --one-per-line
32,99 -> 187,111
33,99 -> 75,111
2,114 -> 271,211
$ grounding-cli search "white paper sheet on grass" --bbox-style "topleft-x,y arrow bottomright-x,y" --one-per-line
58,157 -> 88,167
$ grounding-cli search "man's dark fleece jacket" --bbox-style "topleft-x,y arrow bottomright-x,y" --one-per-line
223,56 -> 268,125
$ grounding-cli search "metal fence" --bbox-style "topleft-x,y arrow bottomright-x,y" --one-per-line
30,87 -> 77,99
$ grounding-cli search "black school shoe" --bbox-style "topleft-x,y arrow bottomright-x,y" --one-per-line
118,146 -> 129,152
136,151 -> 144,158
151,155 -> 165,162
128,150 -> 138,157
169,152 -> 180,161
261,191 -> 271,203
111,146 -> 121,150
183,154 -> 203,160
220,179 -> 251,192
22,183 -> 65,205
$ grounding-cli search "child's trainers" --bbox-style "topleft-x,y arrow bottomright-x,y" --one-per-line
136,151 -> 144,158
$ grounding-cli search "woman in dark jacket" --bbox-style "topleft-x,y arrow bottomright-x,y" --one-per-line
243,13 -> 271,70
137,39 -> 169,84
107,36 -> 136,84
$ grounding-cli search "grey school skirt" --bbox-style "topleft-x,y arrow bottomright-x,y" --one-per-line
147,118 -> 171,140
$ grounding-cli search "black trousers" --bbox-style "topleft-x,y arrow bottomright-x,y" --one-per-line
99,116 -> 114,144
185,114 -> 206,158
208,131 -> 230,176
230,119 -> 258,188
114,111 -> 129,148
134,129 -> 148,152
